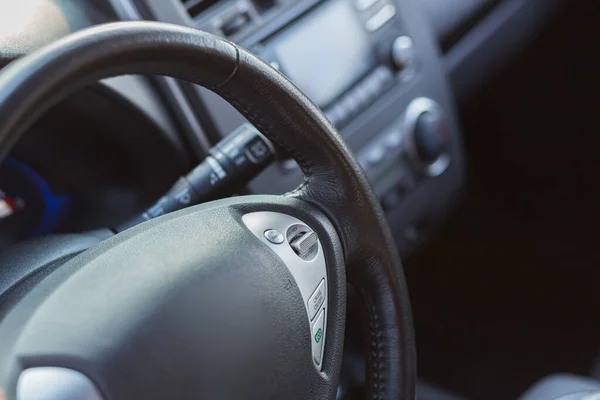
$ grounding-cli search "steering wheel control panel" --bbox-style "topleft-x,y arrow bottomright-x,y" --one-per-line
119,0 -> 465,257
242,212 -> 328,369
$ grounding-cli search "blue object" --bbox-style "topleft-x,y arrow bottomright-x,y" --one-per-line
2,158 -> 71,236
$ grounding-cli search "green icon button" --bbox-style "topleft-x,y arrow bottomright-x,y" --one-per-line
314,328 -> 323,343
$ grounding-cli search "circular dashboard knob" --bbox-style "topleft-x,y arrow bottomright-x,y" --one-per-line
391,36 -> 414,70
414,112 -> 447,164
404,98 -> 451,176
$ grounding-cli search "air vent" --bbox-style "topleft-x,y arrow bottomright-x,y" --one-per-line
181,0 -> 222,18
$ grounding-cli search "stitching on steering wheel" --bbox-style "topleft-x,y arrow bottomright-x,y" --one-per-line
360,288 -> 385,400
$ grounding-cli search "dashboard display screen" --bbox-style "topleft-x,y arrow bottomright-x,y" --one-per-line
273,0 -> 375,108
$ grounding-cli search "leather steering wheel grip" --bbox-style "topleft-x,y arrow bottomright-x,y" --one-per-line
0,22 -> 416,399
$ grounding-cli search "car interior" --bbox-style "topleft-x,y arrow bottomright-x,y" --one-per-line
0,0 -> 598,399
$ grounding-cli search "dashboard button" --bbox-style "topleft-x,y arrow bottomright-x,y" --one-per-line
374,67 -> 394,91
220,11 -> 251,37
308,279 -> 326,320
362,74 -> 380,99
365,4 -> 396,32
339,93 -> 361,117
374,65 -> 393,82
331,103 -> 351,126
404,98 -> 451,177
391,36 -> 415,70
400,67 -> 417,83
264,229 -> 284,244
325,104 -> 344,127
414,112 -> 448,164
366,145 -> 386,166
312,309 -> 325,367
384,130 -> 404,149
362,67 -> 393,101
351,84 -> 370,109
381,184 -> 406,211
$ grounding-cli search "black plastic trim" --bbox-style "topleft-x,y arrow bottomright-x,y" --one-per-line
444,0 -> 565,102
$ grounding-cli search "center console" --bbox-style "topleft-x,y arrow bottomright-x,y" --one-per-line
111,0 -> 465,256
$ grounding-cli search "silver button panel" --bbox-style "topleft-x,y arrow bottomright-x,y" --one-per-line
242,212 -> 328,370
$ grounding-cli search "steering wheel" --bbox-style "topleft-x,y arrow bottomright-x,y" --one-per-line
0,22 -> 415,399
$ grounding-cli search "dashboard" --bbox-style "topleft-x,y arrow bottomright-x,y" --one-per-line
0,0 -> 565,255
114,0 -> 466,258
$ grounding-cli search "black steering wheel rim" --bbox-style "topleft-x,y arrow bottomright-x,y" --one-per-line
0,21 -> 416,399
